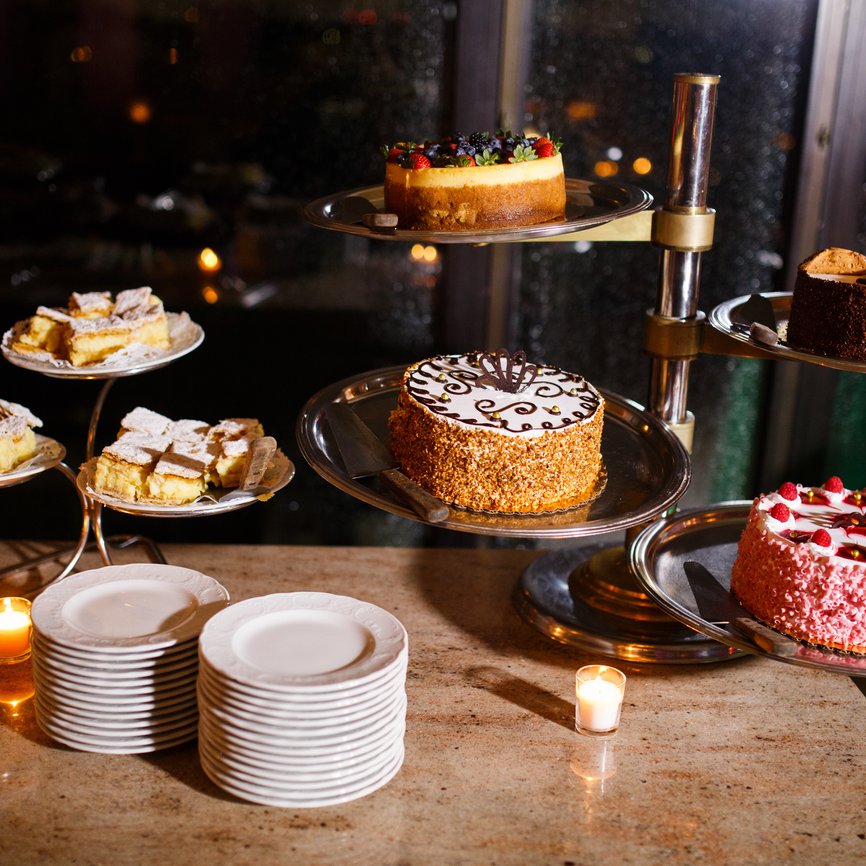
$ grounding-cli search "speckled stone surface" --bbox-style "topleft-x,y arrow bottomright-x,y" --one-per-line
1,543 -> 864,866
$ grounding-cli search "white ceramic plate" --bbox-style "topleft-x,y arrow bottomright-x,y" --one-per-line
199,741 -> 404,808
199,592 -> 407,692
31,563 -> 229,652
0,435 -> 67,488
36,709 -> 199,754
32,642 -> 199,680
35,696 -> 198,735
78,449 -> 295,517
32,652 -> 198,691
198,710 -> 406,761
31,630 -> 200,666
35,688 -> 200,726
1,312 -> 204,379
197,650 -> 407,706
199,736 -> 403,791
199,691 -> 406,745
197,670 -> 404,725
199,731 -> 402,785
32,658 -> 198,697
33,675 -> 198,712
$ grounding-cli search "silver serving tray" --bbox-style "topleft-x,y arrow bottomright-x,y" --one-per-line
296,366 -> 690,539
303,178 -> 653,244
0,435 -> 66,488
76,450 -> 295,518
629,501 -> 866,675
709,291 -> 866,374
2,313 -> 204,380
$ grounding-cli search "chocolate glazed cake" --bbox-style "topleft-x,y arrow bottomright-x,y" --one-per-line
786,247 -> 866,361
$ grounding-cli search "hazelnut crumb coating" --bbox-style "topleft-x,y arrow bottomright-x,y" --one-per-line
387,352 -> 604,513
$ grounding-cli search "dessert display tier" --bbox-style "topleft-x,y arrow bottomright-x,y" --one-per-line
1,314 -> 204,379
709,292 -> 866,374
0,435 -> 66,488
296,366 -> 690,539
303,178 -> 653,244
629,501 -> 866,676
76,450 -> 295,518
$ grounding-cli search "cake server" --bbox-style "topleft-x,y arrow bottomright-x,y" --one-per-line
325,402 -> 449,523
682,560 -> 794,656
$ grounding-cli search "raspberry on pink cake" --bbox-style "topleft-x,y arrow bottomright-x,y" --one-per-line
730,478 -> 866,654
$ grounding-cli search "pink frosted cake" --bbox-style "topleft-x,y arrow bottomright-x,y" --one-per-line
730,477 -> 866,653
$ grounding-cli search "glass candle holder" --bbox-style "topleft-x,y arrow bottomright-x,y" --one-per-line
0,597 -> 32,664
575,664 -> 626,736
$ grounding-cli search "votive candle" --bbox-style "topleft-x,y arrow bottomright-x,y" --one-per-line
575,664 -> 626,735
0,597 -> 32,664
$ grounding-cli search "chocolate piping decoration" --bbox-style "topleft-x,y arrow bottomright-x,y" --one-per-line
476,349 -> 538,393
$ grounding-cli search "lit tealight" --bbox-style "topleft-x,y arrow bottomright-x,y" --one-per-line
575,664 -> 626,736
0,598 -> 32,665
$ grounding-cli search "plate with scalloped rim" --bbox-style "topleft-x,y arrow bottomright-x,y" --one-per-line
199,592 -> 407,693
31,563 -> 229,653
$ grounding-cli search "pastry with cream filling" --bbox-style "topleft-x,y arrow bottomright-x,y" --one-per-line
0,399 -> 43,473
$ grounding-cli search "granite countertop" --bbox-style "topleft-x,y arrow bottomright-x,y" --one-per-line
0,542 -> 864,866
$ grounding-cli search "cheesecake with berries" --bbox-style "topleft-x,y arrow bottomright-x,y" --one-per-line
730,477 -> 866,653
786,247 -> 866,361
387,349 -> 604,513
383,131 -> 566,231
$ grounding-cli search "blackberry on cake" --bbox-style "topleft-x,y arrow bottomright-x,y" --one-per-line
382,130 -> 566,231
786,247 -> 866,361
387,349 -> 604,513
730,477 -> 866,654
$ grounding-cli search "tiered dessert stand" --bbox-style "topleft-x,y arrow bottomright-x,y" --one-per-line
300,73 -> 866,677
2,312 -> 295,588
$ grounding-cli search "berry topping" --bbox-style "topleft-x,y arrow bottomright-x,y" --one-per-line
811,529 -> 832,548
408,153 -> 431,171
823,476 -> 844,493
777,481 -> 798,501
384,130 -> 562,168
768,502 -> 791,522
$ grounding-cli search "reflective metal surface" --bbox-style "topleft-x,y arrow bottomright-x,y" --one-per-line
303,178 -> 653,245
296,366 -> 690,539
629,501 -> 866,676
709,292 -> 866,374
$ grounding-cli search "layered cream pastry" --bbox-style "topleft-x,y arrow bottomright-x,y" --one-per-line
387,350 -> 604,513
383,131 -> 566,231
0,399 -> 43,473
10,287 -> 171,366
92,408 -> 268,505
786,247 -> 866,361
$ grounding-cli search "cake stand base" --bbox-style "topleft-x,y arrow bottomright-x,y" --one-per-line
512,544 -> 737,663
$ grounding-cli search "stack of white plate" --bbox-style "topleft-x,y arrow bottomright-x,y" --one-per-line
30,563 -> 229,754
197,592 -> 408,808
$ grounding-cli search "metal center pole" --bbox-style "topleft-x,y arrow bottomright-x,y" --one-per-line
649,73 -> 720,426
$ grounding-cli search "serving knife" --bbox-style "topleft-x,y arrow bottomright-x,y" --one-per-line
325,402 -> 449,524
683,560 -> 794,655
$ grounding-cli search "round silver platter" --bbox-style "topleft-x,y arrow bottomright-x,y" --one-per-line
76,450 -> 295,518
1,314 -> 204,380
629,501 -> 866,676
0,435 -> 66,489
303,178 -> 653,244
709,291 -> 866,374
296,366 -> 690,539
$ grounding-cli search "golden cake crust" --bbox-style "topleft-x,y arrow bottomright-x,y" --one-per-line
387,352 -> 603,513
384,153 -> 566,231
